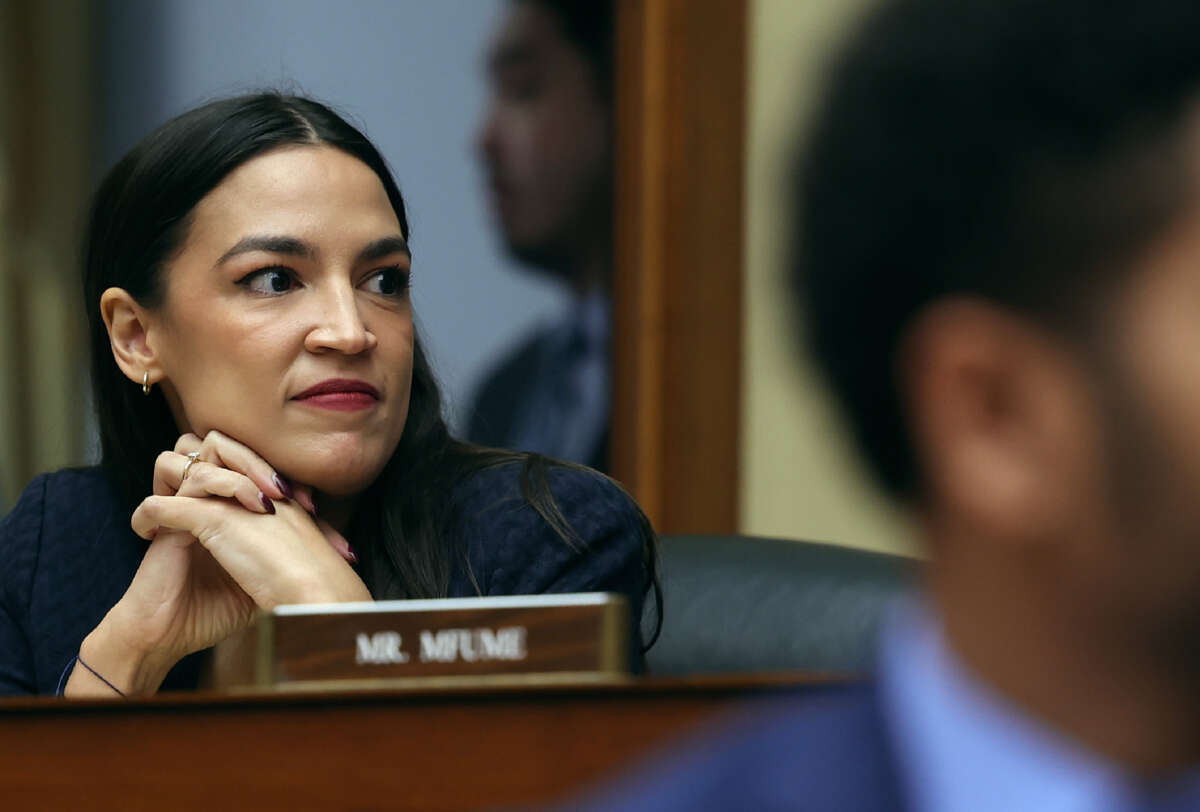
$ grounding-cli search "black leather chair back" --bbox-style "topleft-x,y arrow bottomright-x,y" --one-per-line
644,534 -> 916,675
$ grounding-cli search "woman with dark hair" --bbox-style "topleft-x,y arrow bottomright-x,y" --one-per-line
0,92 -> 659,697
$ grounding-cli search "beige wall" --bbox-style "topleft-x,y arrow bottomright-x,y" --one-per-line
739,0 -> 917,556
0,4 -> 12,507
0,1 -> 94,511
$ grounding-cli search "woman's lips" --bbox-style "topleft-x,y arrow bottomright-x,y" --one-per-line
292,379 -> 380,412
296,392 -> 377,411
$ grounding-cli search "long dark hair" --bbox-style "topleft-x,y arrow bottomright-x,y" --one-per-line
82,92 -> 660,646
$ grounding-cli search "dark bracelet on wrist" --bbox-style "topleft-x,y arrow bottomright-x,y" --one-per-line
56,653 -> 126,697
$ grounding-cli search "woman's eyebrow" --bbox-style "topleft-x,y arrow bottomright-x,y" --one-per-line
217,235 -> 315,265
357,236 -> 411,263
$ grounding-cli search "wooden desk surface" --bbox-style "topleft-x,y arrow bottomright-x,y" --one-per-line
0,673 -> 838,810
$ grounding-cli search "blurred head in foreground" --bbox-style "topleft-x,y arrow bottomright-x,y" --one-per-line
549,4 -> 1200,809
799,0 -> 1200,767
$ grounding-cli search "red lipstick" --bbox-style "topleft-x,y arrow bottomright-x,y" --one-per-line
292,379 -> 380,412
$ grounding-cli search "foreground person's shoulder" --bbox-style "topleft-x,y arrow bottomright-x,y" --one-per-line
557,683 -> 900,811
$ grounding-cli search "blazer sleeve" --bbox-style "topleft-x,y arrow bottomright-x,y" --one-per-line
0,475 -> 46,695
462,466 -> 654,662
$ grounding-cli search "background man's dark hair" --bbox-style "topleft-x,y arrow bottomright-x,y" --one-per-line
794,0 -> 1200,498
524,0 -> 613,97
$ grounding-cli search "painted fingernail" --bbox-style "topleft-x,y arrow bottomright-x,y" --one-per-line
259,492 -> 276,514
272,474 -> 294,499
298,491 -> 317,515
347,545 -> 358,564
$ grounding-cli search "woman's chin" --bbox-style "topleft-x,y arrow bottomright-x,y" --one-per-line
279,458 -> 387,499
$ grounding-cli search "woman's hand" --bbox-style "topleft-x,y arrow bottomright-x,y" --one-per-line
144,431 -> 367,602
69,431 -> 369,697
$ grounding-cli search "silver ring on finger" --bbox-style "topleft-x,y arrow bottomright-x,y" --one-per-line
180,450 -> 201,483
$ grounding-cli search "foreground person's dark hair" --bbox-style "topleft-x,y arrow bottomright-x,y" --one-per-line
795,0 -> 1200,498
82,92 -> 660,645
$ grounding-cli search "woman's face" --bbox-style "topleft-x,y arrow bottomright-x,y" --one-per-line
149,145 -> 414,496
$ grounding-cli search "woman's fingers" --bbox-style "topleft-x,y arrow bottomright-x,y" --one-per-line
172,433 -> 203,454
132,494 -> 234,542
315,519 -> 357,564
132,492 -> 369,609
154,448 -> 207,497
153,448 -> 274,514
153,450 -> 183,496
174,430 -> 291,501
291,483 -> 318,516
176,458 -> 276,515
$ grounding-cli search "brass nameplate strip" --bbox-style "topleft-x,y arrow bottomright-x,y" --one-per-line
209,593 -> 630,690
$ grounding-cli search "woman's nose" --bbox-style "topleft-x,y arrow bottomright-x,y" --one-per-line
304,284 -> 378,355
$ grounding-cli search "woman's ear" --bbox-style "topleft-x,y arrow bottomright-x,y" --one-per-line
100,287 -> 163,386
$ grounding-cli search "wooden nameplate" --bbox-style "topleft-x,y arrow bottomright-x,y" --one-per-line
208,593 -> 631,692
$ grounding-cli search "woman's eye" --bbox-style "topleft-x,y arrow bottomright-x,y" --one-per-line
239,268 -> 296,295
362,266 -> 411,297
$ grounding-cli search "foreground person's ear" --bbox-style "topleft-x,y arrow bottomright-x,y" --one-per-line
900,297 -> 1100,548
100,286 -> 164,389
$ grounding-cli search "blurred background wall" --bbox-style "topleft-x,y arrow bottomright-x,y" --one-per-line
739,0 -> 915,555
0,0 -> 96,511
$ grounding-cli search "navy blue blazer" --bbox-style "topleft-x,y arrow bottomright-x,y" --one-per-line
0,464 -> 651,696
560,683 -> 907,812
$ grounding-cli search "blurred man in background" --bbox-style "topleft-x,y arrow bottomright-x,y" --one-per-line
566,0 -> 1200,808
470,0 -> 613,471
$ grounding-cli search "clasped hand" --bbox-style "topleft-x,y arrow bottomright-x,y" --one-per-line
75,431 -> 370,696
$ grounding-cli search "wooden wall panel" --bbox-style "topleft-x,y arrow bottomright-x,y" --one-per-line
612,0 -> 747,533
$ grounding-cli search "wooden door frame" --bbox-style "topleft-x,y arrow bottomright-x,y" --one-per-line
611,0 -> 747,534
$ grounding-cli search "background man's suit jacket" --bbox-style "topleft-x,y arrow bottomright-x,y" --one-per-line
466,325 -> 609,472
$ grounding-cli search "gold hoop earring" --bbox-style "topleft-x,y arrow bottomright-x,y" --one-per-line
142,371 -> 151,396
